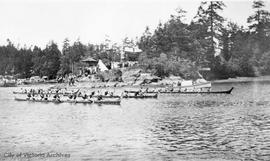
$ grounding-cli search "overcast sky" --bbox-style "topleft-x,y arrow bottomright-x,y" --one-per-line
0,0 -> 269,48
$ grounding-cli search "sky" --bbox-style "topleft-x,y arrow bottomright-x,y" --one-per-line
0,0 -> 269,48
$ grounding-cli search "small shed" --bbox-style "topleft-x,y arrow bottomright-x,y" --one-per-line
81,57 -> 98,75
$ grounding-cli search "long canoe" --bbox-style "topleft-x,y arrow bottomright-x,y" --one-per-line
14,98 -> 121,105
122,94 -> 158,99
13,91 -> 121,98
13,91 -> 73,95
125,87 -> 234,94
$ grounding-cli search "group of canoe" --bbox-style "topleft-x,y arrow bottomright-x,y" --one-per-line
13,86 -> 234,105
13,88 -> 158,105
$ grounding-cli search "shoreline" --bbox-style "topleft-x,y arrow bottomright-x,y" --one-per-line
212,75 -> 270,84
11,75 -> 270,90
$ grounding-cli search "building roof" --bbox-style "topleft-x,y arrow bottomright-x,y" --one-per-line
81,57 -> 97,63
124,46 -> 142,53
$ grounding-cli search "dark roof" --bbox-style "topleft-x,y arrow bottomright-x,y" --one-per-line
81,57 -> 97,62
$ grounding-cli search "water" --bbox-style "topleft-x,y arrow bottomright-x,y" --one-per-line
0,81 -> 270,161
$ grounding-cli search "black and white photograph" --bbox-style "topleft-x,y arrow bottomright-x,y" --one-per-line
0,0 -> 270,160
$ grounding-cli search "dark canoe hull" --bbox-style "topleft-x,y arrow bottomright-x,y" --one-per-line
13,91 -> 28,94
14,98 -> 121,105
122,94 -> 158,99
92,95 -> 120,98
94,100 -> 121,105
15,98 -> 62,103
126,87 -> 234,94
1,82 -> 17,87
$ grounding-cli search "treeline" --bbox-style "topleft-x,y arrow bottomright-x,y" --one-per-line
0,39 -> 121,79
137,1 -> 270,79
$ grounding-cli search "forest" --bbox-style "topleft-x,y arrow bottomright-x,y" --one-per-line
0,1 -> 269,80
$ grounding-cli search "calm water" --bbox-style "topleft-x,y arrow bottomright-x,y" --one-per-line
0,81 -> 270,161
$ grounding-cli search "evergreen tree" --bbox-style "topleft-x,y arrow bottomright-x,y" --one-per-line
194,1 -> 226,64
247,0 -> 270,35
32,46 -> 44,77
58,38 -> 72,75
247,0 -> 270,71
42,41 -> 61,79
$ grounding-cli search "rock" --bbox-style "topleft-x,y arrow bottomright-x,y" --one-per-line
29,76 -> 44,83
77,76 -> 91,82
159,75 -> 183,85
122,69 -> 141,83
135,73 -> 161,85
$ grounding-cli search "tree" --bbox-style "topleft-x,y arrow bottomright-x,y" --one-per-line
70,39 -> 86,72
16,48 -> 33,78
3,39 -> 18,75
58,38 -> 87,75
247,0 -> 270,67
58,38 -> 72,75
247,0 -> 270,34
194,1 -> 226,64
31,46 -> 44,77
259,51 -> 270,74
138,26 -> 154,53
42,41 -> 61,79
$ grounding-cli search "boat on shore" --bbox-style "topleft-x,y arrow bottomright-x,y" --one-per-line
14,97 -> 121,105
0,82 -> 17,87
0,80 -> 17,87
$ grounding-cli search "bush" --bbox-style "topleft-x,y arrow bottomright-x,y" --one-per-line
258,51 -> 270,75
138,53 -> 199,79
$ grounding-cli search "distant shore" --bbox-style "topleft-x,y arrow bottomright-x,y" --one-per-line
212,75 -> 270,84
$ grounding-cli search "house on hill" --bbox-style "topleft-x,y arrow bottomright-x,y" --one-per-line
123,46 -> 142,62
111,46 -> 142,69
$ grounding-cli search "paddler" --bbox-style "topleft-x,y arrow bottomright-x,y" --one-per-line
134,91 -> 139,96
44,93 -> 49,101
91,91 -> 95,96
68,94 -> 73,100
53,91 -> 61,102
110,92 -> 114,96
97,95 -> 103,100
26,92 -> 32,100
124,91 -> 128,97
82,93 -> 88,100
40,92 -> 45,100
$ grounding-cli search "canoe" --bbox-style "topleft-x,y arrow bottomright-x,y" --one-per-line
0,82 -> 17,87
13,91 -> 121,98
14,97 -> 62,103
92,95 -> 120,98
13,91 -> 28,94
125,87 -> 234,94
94,99 -> 121,105
13,91 -> 73,95
122,94 -> 158,99
14,98 -> 121,105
